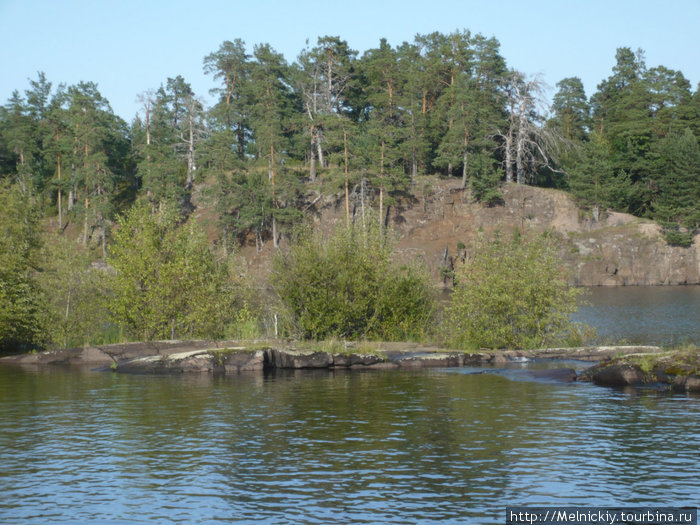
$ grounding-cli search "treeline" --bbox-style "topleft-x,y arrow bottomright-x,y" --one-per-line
1,31 -> 699,352
2,32 -> 698,249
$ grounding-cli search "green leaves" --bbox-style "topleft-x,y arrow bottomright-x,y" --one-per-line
444,231 -> 585,350
108,203 -> 241,341
0,182 -> 48,353
273,223 -> 435,341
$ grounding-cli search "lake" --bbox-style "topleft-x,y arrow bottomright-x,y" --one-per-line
1,363 -> 699,524
1,286 -> 699,523
574,286 -> 700,346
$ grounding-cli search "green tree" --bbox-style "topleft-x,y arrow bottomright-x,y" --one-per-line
550,77 -> 590,142
133,87 -> 185,211
567,133 -> 623,216
38,234 -> 110,348
358,39 -> 408,230
1,90 -> 38,187
651,128 -> 700,243
0,182 -> 48,353
293,36 -> 356,181
273,222 -> 435,341
203,38 -> 251,159
108,203 -> 239,341
248,43 -> 299,246
64,82 -> 131,253
395,38 -> 432,179
444,230 -> 584,349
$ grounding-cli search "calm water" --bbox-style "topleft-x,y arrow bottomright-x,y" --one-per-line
573,286 -> 700,345
1,365 -> 699,524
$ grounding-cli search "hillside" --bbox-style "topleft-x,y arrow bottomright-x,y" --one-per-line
232,179 -> 700,287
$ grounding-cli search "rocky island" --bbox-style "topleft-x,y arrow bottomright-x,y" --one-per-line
3,340 -> 698,393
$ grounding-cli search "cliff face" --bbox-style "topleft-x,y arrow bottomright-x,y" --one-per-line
308,180 -> 700,286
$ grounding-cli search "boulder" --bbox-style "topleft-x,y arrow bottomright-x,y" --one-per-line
591,364 -> 645,387
267,349 -> 333,369
221,349 -> 266,372
395,353 -> 464,368
672,375 -> 700,393
332,353 -> 386,367
117,350 -> 219,374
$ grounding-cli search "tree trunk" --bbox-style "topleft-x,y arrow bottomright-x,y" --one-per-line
57,153 -> 62,230
268,144 -> 275,183
316,131 -> 325,168
461,150 -> 468,188
505,132 -> 514,183
83,144 -> 89,246
83,193 -> 89,246
360,177 -> 366,230
309,129 -> 316,182
186,114 -> 195,189
379,141 -> 385,235
344,129 -> 350,227
272,215 -> 278,248
412,149 -> 418,181
379,184 -> 384,236
516,101 -> 528,184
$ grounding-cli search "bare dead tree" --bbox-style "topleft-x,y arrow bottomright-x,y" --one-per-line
136,90 -> 155,146
295,38 -> 354,181
497,72 -> 568,184
177,94 -> 208,190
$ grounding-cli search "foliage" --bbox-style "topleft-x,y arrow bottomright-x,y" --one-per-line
1,36 -> 700,353
0,183 -> 48,353
272,222 -> 435,341
660,223 -> 694,248
107,203 -> 244,341
443,230 -> 585,349
3,37 -> 699,255
38,234 -> 111,348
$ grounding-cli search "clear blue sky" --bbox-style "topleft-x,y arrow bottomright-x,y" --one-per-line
1,0 -> 698,122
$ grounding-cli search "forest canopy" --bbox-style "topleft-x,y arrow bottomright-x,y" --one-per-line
1,31 -> 698,351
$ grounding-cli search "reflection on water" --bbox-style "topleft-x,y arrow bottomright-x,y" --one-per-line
573,286 -> 700,345
1,366 -> 699,524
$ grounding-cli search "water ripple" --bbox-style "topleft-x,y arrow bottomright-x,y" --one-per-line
1,367 -> 699,524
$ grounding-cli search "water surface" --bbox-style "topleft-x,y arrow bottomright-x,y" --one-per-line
573,286 -> 700,345
1,365 -> 698,524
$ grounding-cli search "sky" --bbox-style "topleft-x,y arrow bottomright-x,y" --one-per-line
1,0 -> 699,122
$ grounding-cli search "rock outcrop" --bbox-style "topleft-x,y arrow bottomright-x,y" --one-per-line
6,339 -> 698,392
578,350 -> 700,392
295,181 -> 699,286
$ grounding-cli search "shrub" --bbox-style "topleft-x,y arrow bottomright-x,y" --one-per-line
0,182 -> 48,353
272,223 -> 435,341
108,203 -> 247,341
660,222 -> 694,248
443,229 -> 585,349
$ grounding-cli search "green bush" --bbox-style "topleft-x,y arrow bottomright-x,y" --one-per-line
0,182 -> 49,353
38,235 -> 110,349
443,230 -> 585,349
108,203 -> 248,341
660,222 -> 694,248
273,223 -> 435,341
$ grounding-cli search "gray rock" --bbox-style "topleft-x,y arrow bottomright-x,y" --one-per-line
332,353 -> 386,367
267,349 -> 333,369
221,349 -> 266,372
591,364 -> 644,386
672,375 -> 700,393
396,353 -> 463,368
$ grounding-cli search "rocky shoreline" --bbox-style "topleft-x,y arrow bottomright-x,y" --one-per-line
1,340 -> 698,393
